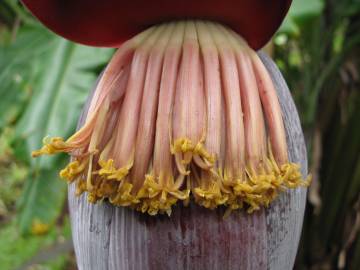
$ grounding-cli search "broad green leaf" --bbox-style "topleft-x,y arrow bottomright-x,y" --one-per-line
17,165 -> 67,234
0,26 -> 54,129
15,28 -> 113,168
5,24 -> 113,233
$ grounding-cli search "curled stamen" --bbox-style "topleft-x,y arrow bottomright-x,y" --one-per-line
60,158 -> 89,182
171,138 -> 215,166
31,137 -> 75,157
98,159 -> 131,181
136,175 -> 190,215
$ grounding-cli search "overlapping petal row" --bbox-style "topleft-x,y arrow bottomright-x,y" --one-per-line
32,21 -> 311,216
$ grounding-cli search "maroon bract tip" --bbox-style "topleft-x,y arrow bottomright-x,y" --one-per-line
22,0 -> 291,49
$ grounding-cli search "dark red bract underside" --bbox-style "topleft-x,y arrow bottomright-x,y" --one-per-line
22,0 -> 291,49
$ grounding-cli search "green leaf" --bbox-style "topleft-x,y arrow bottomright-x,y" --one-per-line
3,24 -> 113,233
278,17 -> 300,36
0,26 -> 54,129
289,0 -> 325,20
14,28 -> 113,168
17,164 -> 67,235
0,218 -> 71,270
278,0 -> 325,35
344,1 -> 360,16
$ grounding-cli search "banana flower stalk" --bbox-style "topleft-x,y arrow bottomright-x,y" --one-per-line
23,0 -> 311,269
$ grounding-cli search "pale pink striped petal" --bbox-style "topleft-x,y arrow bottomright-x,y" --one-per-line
131,23 -> 174,192
153,22 -> 185,188
109,25 -> 167,169
172,21 -> 206,173
208,22 -> 245,182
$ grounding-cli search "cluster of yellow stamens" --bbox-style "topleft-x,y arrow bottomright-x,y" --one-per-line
32,21 -> 310,216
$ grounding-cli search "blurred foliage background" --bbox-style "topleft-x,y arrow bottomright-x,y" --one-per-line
0,0 -> 359,269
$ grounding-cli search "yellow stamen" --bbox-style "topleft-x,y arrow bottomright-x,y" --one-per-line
110,182 -> 139,206
136,175 -> 190,215
60,159 -> 88,182
31,137 -> 73,157
194,182 -> 228,209
171,137 -> 215,165
98,159 -> 131,181
280,163 -> 312,188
